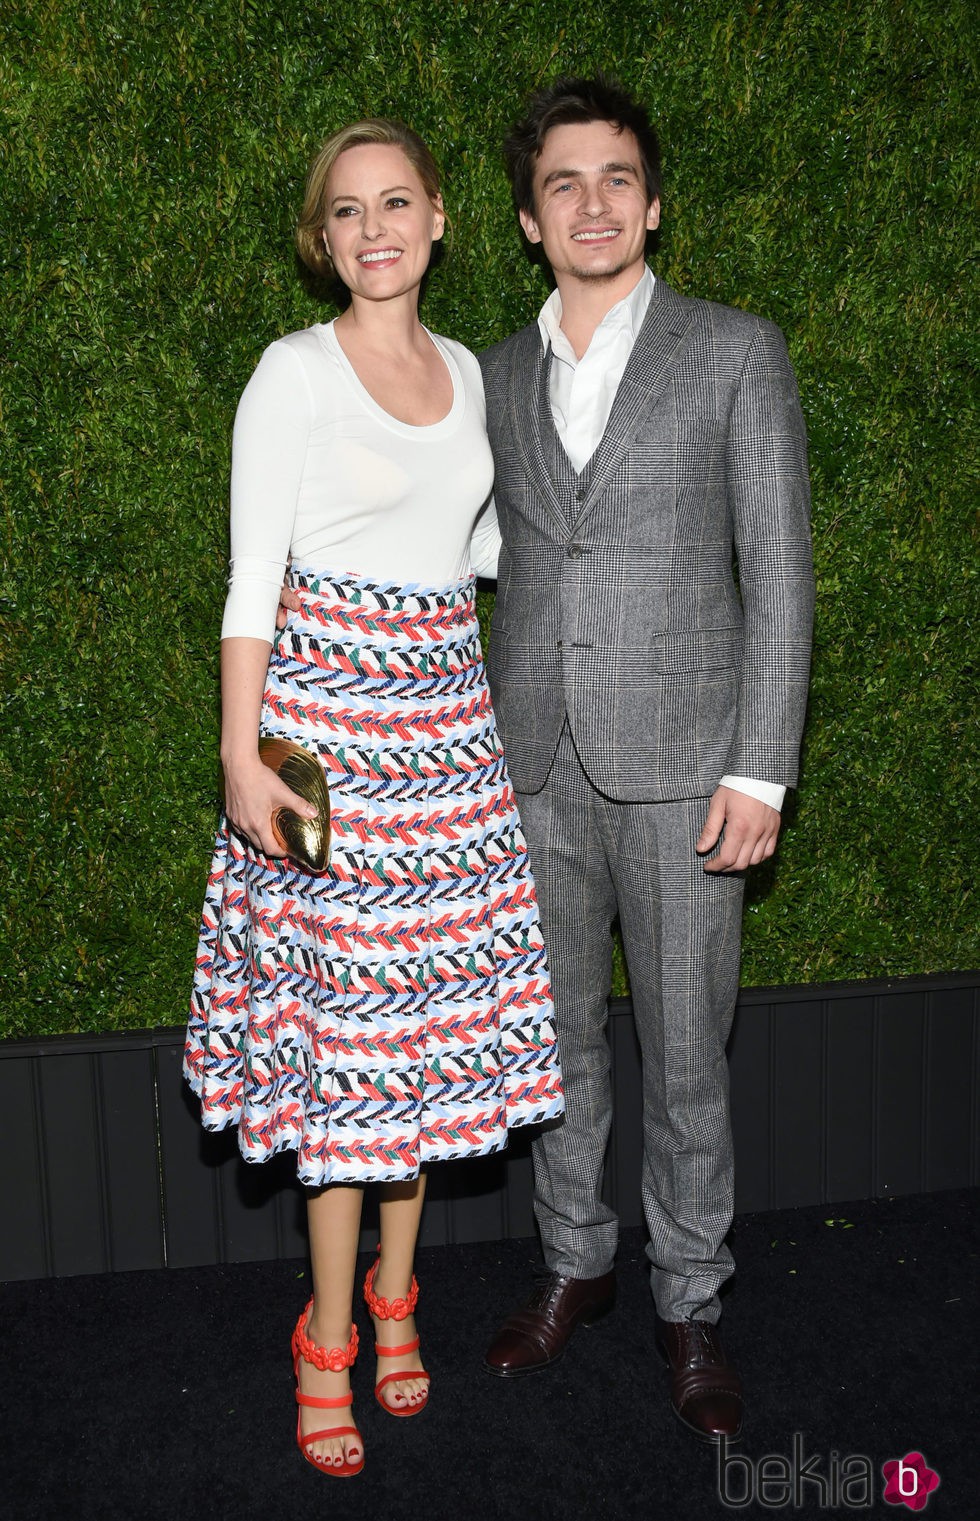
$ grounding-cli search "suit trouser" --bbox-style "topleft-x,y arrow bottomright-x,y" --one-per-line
514,726 -> 745,1322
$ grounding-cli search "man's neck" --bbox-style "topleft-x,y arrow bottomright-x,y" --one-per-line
554,262 -> 647,360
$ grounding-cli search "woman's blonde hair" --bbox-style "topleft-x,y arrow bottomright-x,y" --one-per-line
296,118 -> 445,279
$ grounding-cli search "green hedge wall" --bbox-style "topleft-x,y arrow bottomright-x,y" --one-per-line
2,0 -> 976,1039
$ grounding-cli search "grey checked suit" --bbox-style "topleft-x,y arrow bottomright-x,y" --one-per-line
480,276 -> 813,1320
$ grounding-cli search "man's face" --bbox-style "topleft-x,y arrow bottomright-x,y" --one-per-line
519,119 -> 659,287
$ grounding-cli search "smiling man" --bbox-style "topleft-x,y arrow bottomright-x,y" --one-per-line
480,77 -> 814,1442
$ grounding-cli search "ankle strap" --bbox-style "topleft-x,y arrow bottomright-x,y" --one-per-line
363,1249 -> 419,1321
292,1299 -> 359,1371
375,1335 -> 421,1358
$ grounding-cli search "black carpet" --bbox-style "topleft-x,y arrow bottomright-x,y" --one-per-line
3,1189 -> 976,1520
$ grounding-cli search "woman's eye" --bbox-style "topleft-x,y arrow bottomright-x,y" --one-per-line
386,196 -> 409,208
334,205 -> 358,218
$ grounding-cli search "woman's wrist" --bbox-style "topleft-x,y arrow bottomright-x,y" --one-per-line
220,745 -> 263,774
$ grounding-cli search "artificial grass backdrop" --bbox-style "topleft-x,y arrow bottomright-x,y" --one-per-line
2,0 -> 976,1039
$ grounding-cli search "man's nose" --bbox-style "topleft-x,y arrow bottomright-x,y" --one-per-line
580,178 -> 610,217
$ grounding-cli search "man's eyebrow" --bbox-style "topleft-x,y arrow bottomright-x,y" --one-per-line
541,161 -> 640,187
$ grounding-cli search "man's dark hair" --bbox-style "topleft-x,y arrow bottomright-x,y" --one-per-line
503,75 -> 662,216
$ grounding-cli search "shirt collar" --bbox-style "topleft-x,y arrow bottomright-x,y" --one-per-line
537,264 -> 656,357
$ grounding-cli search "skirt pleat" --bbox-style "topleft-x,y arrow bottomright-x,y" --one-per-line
184,568 -> 563,1184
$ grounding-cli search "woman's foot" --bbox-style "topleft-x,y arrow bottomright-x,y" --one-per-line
292,1301 -> 363,1475
364,1252 -> 430,1416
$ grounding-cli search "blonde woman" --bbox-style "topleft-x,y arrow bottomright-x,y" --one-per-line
185,120 -> 562,1478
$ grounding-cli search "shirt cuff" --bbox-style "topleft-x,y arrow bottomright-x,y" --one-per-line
719,775 -> 786,811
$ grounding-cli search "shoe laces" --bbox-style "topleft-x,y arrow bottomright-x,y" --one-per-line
527,1266 -> 569,1311
680,1318 -> 722,1364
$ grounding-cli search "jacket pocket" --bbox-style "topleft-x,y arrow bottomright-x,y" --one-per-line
650,626 -> 743,674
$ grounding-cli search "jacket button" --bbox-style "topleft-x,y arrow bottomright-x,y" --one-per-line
567,543 -> 582,558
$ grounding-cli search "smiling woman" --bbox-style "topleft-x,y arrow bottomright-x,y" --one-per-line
295,119 -> 447,285
182,116 -> 563,1480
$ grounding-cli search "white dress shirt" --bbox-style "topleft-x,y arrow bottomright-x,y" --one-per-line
537,267 -> 785,811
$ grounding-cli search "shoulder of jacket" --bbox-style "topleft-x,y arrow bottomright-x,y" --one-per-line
478,322 -> 540,377
666,286 -> 783,344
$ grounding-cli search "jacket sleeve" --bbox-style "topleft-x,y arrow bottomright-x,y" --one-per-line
724,319 -> 814,785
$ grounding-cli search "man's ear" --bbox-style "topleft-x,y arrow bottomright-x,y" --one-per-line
646,197 -> 661,232
519,206 -> 542,245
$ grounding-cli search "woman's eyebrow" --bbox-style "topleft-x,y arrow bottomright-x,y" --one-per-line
329,184 -> 414,205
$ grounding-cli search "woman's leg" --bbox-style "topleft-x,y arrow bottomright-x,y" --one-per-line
300,1183 -> 365,1468
371,1175 -> 429,1410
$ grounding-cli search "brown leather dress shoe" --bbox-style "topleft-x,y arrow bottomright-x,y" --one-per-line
484,1270 -> 616,1376
655,1316 -> 744,1441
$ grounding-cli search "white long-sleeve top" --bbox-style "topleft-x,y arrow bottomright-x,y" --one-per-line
221,320 -> 498,643
538,267 -> 785,810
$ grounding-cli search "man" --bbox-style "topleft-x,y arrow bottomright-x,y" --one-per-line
477,77 -> 813,1441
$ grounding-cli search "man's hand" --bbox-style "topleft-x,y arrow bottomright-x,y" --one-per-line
696,785 -> 781,873
276,582 -> 302,630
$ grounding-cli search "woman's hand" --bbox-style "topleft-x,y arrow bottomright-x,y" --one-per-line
222,753 -> 319,857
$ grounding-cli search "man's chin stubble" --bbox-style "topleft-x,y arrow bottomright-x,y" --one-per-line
567,261 -> 633,284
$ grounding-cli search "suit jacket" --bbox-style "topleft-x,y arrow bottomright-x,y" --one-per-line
479,276 -> 815,802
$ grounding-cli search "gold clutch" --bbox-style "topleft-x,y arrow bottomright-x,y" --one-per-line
257,737 -> 331,872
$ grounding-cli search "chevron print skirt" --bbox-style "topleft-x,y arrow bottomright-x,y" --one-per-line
185,568 -> 563,1184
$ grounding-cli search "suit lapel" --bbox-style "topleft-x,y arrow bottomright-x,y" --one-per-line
507,326 -> 574,535
571,278 -> 694,532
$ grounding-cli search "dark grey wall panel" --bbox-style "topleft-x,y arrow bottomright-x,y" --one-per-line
2,973 -> 978,1282
825,997 -> 875,1202
0,1057 -> 49,1280
875,992 -> 927,1197
445,1153 -> 509,1246
772,1001 -> 824,1208
37,1053 -> 107,1276
729,997 -> 772,1213
274,1177 -> 309,1260
99,1047 -> 165,1271
156,1043 -> 222,1269
217,1144 -> 291,1265
923,985 -> 976,1192
502,1136 -> 537,1241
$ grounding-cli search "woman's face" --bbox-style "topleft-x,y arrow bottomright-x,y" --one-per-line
321,142 -> 444,301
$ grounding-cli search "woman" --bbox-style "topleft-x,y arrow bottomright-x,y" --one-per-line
184,120 -> 563,1479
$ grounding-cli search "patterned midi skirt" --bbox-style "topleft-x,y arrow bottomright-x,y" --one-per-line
185,568 -> 563,1185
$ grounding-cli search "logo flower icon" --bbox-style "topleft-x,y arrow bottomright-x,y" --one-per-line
882,1452 -> 940,1510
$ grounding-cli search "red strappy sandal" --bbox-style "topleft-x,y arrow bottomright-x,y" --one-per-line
291,1298 -> 364,1477
363,1248 -> 431,1418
